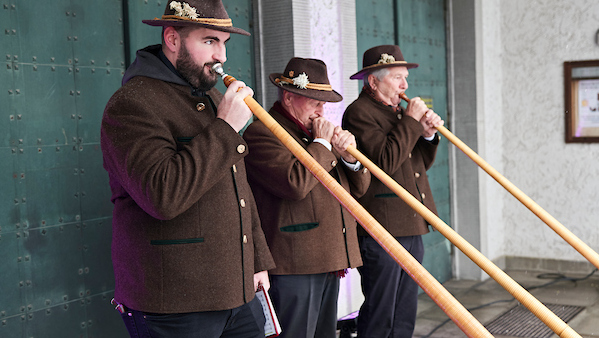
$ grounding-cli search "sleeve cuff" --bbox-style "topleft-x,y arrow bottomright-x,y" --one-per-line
341,157 -> 363,171
312,138 -> 332,151
424,133 -> 437,142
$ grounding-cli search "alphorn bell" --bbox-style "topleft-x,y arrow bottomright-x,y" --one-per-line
211,63 -> 494,338
398,92 -> 599,271
344,143 -> 582,336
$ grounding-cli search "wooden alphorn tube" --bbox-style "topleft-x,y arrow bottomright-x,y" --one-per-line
212,64 -> 494,338
400,93 -> 599,270
344,145 -> 582,338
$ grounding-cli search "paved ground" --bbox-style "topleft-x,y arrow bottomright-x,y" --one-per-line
336,268 -> 599,337
413,269 -> 599,338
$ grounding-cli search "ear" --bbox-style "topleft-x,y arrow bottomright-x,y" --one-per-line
367,73 -> 377,90
163,26 -> 180,54
283,91 -> 293,105
280,90 -> 295,111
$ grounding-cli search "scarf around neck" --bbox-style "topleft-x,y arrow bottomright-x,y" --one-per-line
272,100 -> 313,139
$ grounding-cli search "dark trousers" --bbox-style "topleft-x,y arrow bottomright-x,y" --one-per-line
357,235 -> 424,338
119,296 -> 265,338
269,273 -> 340,338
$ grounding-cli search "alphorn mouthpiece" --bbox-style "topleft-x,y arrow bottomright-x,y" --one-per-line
211,63 -> 236,87
211,63 -> 225,77
399,92 -> 410,102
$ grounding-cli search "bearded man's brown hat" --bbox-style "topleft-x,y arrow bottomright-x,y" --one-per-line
143,0 -> 250,36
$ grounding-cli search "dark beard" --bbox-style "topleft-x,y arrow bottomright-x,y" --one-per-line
176,41 -> 218,91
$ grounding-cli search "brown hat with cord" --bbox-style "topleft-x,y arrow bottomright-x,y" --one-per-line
142,0 -> 250,36
350,45 -> 419,80
269,57 -> 343,103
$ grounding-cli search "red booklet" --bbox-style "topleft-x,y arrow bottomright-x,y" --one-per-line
256,285 -> 282,337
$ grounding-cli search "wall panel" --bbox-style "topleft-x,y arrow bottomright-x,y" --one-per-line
23,223 -> 85,311
0,229 -> 24,318
1,0 -> 257,336
0,0 -> 126,336
396,0 -> 451,283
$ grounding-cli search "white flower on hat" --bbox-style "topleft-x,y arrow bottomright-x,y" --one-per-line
170,2 -> 183,15
183,2 -> 198,18
170,1 -> 199,19
378,53 -> 396,64
292,72 -> 310,89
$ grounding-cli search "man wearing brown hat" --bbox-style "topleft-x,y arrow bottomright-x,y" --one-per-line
100,1 -> 275,337
243,57 -> 371,338
342,45 -> 444,337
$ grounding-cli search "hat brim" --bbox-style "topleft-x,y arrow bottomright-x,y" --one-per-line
269,73 -> 342,103
350,62 -> 419,80
142,19 -> 250,36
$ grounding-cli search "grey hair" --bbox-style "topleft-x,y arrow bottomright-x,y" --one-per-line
277,87 -> 287,101
364,68 -> 390,88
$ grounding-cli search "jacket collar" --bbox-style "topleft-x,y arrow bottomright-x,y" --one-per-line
363,85 -> 401,112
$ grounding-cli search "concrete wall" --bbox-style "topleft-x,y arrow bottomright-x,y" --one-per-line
253,0 -> 358,127
501,1 -> 599,262
450,0 -> 599,279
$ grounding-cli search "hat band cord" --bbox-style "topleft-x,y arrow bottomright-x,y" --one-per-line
361,60 -> 408,70
159,15 -> 233,27
275,77 -> 333,91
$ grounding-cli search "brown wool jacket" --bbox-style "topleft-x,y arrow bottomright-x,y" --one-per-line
101,76 -> 275,313
243,106 -> 371,275
343,90 -> 439,237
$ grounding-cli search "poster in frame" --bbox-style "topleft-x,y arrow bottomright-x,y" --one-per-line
564,60 -> 599,143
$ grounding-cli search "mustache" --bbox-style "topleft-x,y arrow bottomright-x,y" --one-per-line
205,61 -> 219,72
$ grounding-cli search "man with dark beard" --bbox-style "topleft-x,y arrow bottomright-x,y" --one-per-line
100,1 -> 275,337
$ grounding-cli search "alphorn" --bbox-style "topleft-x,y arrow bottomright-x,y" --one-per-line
399,92 -> 599,270
211,64 -> 494,338
344,146 -> 581,337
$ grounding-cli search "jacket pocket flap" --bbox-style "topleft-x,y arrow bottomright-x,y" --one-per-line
280,222 -> 319,232
374,193 -> 398,198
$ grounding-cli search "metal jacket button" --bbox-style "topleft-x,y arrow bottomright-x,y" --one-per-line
237,144 -> 246,154
196,102 -> 206,111
331,160 -> 337,167
243,235 -> 248,244
421,193 -> 426,199
240,198 -> 246,208
415,172 -> 421,178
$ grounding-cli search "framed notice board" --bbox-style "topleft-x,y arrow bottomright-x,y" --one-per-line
564,60 -> 599,143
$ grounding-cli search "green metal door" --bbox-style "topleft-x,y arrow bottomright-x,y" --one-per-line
1,0 -> 255,337
1,0 -> 125,337
356,0 -> 451,283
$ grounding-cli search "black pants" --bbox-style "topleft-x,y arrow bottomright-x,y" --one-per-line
357,235 -> 424,338
269,273 -> 340,338
119,296 -> 265,338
